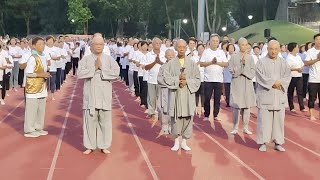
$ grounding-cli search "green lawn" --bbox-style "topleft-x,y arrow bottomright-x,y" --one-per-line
229,20 -> 317,44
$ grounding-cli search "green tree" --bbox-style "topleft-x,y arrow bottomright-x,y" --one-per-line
6,0 -> 42,35
67,0 -> 93,34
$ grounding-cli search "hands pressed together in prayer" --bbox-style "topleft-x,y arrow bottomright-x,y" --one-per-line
241,55 -> 246,65
272,80 -> 282,90
211,57 -> 217,65
179,72 -> 187,88
155,55 -> 162,65
96,56 -> 102,70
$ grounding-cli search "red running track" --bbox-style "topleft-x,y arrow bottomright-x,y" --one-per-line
0,77 -> 319,180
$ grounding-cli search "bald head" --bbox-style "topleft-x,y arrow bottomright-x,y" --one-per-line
238,37 -> 248,53
267,40 -> 280,59
165,49 -> 175,61
91,36 -> 104,55
175,39 -> 187,58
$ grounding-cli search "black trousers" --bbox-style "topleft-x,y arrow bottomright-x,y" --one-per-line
56,68 -> 62,90
308,83 -> 320,109
204,82 -> 222,118
140,80 -> 148,107
196,82 -> 205,107
302,73 -> 309,99
18,69 -> 24,87
133,71 -> 140,97
65,62 -> 72,75
287,77 -> 305,110
124,65 -> 129,86
138,76 -> 143,98
71,57 -> 79,75
224,83 -> 231,106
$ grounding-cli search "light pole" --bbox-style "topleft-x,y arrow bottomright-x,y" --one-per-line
174,18 -> 190,39
71,19 -> 75,34
248,15 -> 253,25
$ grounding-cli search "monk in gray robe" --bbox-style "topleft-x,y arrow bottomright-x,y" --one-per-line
163,39 -> 201,151
256,40 -> 291,152
77,36 -> 120,155
157,49 -> 175,135
229,38 -> 256,135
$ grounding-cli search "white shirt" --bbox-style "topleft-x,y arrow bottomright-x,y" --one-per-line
132,50 -> 140,71
251,54 -> 260,82
44,46 -> 58,72
298,52 -> 309,74
200,48 -> 228,82
136,51 -> 146,77
25,54 -> 48,98
8,46 -> 23,62
72,47 -> 81,58
286,53 -> 304,78
60,48 -> 68,70
305,47 -> 320,83
0,53 -> 6,81
145,50 -> 166,84
223,54 -> 233,83
128,46 -> 135,71
192,55 -> 204,82
55,47 -> 64,69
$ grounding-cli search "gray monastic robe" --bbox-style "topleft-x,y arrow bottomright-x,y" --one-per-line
77,53 -> 120,149
157,62 -> 170,133
228,53 -> 256,131
256,55 -> 291,145
229,53 -> 256,108
163,57 -> 201,139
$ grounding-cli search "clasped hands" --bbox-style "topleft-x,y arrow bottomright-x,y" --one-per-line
272,80 -> 282,90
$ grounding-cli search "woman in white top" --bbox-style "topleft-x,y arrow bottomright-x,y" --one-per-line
224,43 -> 235,107
137,41 -> 149,108
8,38 -> 23,91
192,43 -> 205,114
301,42 -> 313,100
286,42 -> 306,112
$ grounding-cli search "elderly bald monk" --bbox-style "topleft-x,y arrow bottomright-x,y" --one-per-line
78,35 -> 120,155
256,40 -> 291,152
163,39 -> 201,151
229,37 -> 256,135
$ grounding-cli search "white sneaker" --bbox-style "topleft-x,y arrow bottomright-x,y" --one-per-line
243,129 -> 253,135
203,117 -> 209,121
24,132 -> 41,138
181,139 -> 191,151
37,130 -> 48,136
0,99 -> 5,105
230,129 -> 238,135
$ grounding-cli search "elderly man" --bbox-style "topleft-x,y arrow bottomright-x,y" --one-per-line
163,39 -> 201,151
256,40 -> 291,152
229,37 -> 256,135
78,36 -> 120,155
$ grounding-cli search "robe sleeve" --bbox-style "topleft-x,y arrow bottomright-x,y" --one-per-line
229,55 -> 244,78
256,59 -> 274,90
101,56 -> 120,80
242,56 -> 256,80
163,62 -> 180,90
280,60 -> 292,93
186,62 -> 201,94
77,56 -> 95,79
157,65 -> 166,87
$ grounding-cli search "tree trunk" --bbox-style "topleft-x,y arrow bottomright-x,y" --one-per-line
116,19 -> 124,37
211,0 -> 217,33
215,15 -> 221,33
25,17 -> 30,35
164,0 -> 172,39
189,0 -> 196,37
263,0 -> 267,21
0,12 -> 5,36
205,0 -> 212,33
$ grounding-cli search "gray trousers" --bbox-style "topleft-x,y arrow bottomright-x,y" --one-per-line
232,108 -> 250,131
147,83 -> 159,115
83,109 -> 112,150
256,108 -> 285,145
171,116 -> 193,139
128,70 -> 134,92
24,98 -> 47,133
159,110 -> 171,133
12,61 -> 19,88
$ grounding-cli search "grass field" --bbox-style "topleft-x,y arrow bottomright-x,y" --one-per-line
229,20 -> 317,44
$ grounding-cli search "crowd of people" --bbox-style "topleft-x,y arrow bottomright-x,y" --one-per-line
0,32 -> 319,154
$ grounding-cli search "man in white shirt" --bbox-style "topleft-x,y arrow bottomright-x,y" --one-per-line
144,37 -> 166,121
286,42 -> 306,112
304,33 -> 320,120
186,37 -> 198,57
24,37 -> 50,138
8,38 -> 23,91
72,42 -> 81,76
200,34 -> 228,121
